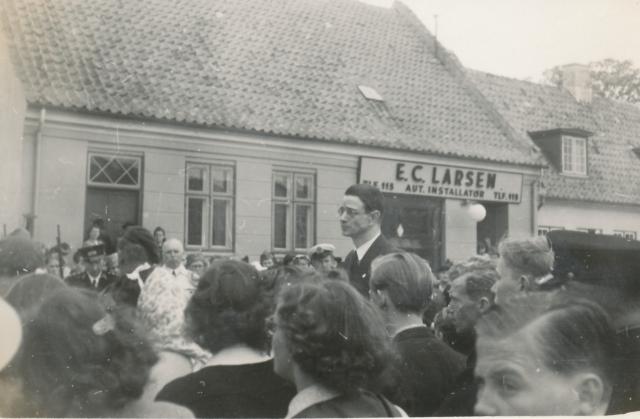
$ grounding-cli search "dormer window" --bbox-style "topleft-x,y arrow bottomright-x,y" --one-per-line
528,128 -> 592,176
561,136 -> 586,175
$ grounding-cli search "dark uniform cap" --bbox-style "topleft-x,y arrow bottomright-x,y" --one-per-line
0,236 -> 45,277
80,244 -> 105,261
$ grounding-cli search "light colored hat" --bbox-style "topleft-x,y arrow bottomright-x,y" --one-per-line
0,298 -> 22,370
308,243 -> 336,257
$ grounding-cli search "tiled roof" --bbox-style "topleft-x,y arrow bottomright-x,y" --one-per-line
0,0 -> 541,166
470,70 -> 640,205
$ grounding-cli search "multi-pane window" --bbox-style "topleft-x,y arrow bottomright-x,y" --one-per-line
537,226 -> 564,236
272,171 -> 315,251
613,230 -> 637,241
185,163 -> 234,250
562,136 -> 587,175
88,154 -> 141,189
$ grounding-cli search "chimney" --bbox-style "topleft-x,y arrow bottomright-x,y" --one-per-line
560,64 -> 592,104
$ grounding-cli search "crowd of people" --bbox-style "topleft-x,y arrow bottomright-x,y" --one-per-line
0,183 -> 638,417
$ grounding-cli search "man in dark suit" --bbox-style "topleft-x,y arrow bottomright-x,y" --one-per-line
369,252 -> 465,416
64,244 -> 115,292
340,183 -> 396,296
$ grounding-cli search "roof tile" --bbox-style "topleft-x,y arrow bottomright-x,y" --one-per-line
470,70 -> 640,205
2,0 -> 541,165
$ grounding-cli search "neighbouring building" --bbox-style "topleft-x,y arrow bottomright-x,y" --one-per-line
471,65 -> 640,240
1,0 -> 546,267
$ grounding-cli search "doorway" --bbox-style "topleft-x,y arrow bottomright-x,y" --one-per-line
84,187 -> 140,252
476,202 -> 508,255
381,194 -> 444,270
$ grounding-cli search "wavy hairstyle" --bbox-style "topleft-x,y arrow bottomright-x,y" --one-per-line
185,260 -> 272,354
19,288 -> 157,417
276,279 -> 393,394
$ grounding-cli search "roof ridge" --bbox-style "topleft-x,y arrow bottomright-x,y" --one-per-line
470,68 -> 640,111
393,3 -> 543,166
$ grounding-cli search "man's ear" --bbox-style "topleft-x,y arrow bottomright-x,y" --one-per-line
477,297 -> 492,313
372,288 -> 389,310
573,373 -> 608,416
518,275 -> 530,292
368,209 -> 381,223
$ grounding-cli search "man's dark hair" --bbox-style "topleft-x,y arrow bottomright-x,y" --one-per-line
344,184 -> 385,214
476,293 -> 616,390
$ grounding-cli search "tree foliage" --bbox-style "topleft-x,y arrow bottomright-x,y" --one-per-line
543,59 -> 640,104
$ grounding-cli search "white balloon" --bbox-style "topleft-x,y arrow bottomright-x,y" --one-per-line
468,203 -> 487,222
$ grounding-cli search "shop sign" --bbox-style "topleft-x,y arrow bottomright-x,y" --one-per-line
359,157 -> 523,203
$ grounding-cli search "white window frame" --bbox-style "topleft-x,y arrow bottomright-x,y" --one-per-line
561,136 -> 587,176
87,153 -> 142,190
613,230 -> 637,241
185,162 -> 235,251
272,170 -> 316,252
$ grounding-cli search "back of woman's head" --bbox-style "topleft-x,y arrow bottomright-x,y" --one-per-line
476,292 -> 616,388
20,288 -> 157,417
118,226 -> 159,265
5,273 -> 66,322
370,252 -> 434,314
186,260 -> 271,354
276,280 -> 392,393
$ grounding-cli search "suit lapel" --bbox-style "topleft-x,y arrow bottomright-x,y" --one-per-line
344,249 -> 358,271
358,235 -> 383,270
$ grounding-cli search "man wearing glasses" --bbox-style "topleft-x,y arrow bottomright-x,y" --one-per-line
339,183 -> 397,296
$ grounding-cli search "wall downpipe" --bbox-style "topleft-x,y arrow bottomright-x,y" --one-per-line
30,107 -> 46,237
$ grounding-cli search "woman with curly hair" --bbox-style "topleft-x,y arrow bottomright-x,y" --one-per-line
156,260 -> 295,417
272,279 -> 404,418
17,287 -> 192,417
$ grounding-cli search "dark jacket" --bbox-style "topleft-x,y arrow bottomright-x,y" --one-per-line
434,348 -> 477,417
156,360 -> 295,418
64,271 -> 116,292
343,234 -> 396,296
384,326 -> 465,417
294,391 -> 403,418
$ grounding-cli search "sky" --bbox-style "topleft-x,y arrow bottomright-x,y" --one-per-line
358,0 -> 640,81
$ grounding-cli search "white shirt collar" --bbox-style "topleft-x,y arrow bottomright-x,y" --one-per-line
356,232 -> 380,262
285,384 -> 341,419
126,262 -> 151,289
87,272 -> 101,287
161,264 -> 188,275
